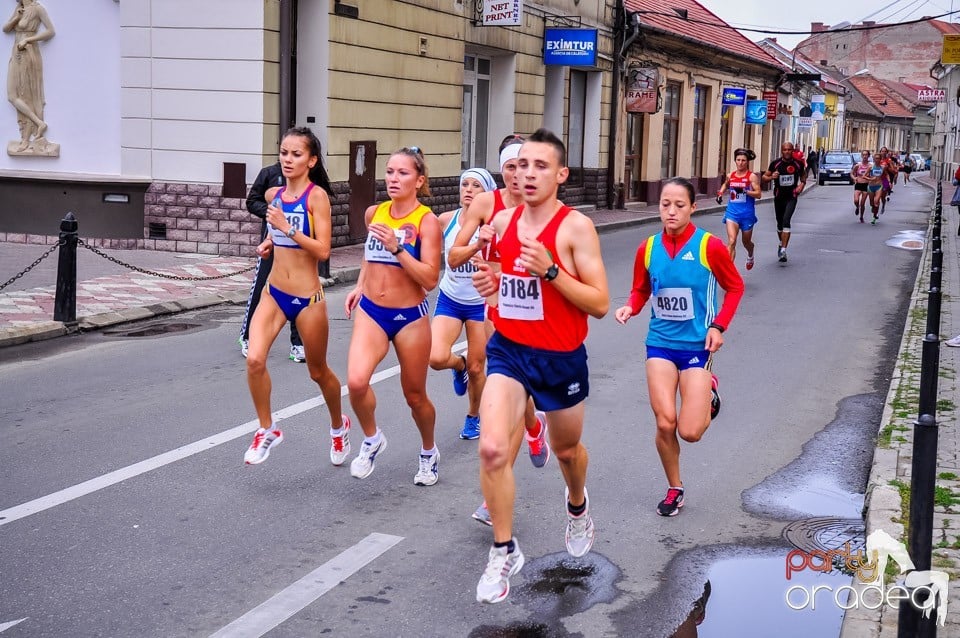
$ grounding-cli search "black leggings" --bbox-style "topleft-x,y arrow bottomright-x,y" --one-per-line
774,197 -> 798,232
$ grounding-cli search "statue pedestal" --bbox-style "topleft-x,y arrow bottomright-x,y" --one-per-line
8,137 -> 59,157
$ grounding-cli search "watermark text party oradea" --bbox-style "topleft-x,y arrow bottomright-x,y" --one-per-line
784,529 -> 949,626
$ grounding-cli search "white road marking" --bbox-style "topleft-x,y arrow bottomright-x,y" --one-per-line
0,618 -> 27,633
0,342 -> 467,527
208,533 -> 403,638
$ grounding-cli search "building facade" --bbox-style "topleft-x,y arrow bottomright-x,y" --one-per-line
1,0 -> 616,255
795,19 -> 959,88
615,0 -> 782,205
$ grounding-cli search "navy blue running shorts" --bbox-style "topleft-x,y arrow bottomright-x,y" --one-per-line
486,331 -> 589,411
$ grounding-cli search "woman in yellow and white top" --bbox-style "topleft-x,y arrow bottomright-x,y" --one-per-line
344,147 -> 443,486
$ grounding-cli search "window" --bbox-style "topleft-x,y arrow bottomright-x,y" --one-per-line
660,81 -> 681,179
567,70 -> 587,184
462,54 -> 491,170
692,85 -> 707,177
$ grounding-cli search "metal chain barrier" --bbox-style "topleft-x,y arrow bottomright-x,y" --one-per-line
0,240 -> 64,291
77,239 -> 256,281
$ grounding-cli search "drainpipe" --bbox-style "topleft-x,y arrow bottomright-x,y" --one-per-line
606,7 -> 640,209
278,0 -> 295,132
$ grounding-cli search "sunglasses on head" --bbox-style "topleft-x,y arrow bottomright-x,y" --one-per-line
409,146 -> 424,156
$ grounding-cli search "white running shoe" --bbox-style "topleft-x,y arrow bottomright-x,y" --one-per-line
239,338 -> 249,358
476,540 -> 525,604
946,335 -> 960,348
244,428 -> 283,465
330,415 -> 352,466
350,433 -> 388,479
414,451 -> 439,486
289,345 -> 306,362
564,487 -> 595,558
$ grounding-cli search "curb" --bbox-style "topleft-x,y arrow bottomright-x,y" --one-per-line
839,177 -> 937,637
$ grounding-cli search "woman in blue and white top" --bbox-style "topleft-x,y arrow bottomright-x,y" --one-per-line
243,127 -> 347,467
429,167 -> 497,440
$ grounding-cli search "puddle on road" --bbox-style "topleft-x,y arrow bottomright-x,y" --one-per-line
469,552 -> 621,638
885,230 -> 925,251
693,553 -> 849,638
607,542 -> 852,638
102,321 -> 204,338
742,393 -> 880,520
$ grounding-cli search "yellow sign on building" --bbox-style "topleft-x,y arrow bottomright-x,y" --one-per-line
943,34 -> 960,64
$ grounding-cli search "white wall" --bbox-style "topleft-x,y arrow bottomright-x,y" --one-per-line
296,0 -> 329,161
0,0 -> 121,175
121,0 -> 271,184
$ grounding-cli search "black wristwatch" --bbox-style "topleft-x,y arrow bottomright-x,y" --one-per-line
542,263 -> 559,281
391,246 -> 404,255
709,322 -> 725,333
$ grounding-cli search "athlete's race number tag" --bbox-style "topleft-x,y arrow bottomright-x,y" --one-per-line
498,273 -> 543,320
729,189 -> 743,202
651,287 -> 694,321
365,229 -> 406,262
778,174 -> 795,187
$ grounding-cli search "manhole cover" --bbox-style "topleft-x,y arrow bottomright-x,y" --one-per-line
782,517 -> 865,554
103,322 -> 202,337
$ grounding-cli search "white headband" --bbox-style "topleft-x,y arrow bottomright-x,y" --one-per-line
499,143 -> 521,169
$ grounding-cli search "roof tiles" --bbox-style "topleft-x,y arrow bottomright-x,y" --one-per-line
849,76 -> 915,118
624,0 -> 781,69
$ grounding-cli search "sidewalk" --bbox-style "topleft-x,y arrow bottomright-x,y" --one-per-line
1,200 -> 716,347
840,174 -> 960,637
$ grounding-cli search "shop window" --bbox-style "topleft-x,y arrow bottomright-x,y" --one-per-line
567,70 -> 587,185
660,81 -> 681,180
462,54 -> 491,170
692,85 -> 707,178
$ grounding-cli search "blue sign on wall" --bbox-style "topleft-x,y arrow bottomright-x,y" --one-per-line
721,87 -> 747,105
745,100 -> 768,125
544,28 -> 598,66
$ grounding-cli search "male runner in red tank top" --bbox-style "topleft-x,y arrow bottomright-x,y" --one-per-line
472,128 -> 609,604
447,136 -> 552,514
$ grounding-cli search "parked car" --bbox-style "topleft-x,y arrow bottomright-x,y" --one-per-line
819,151 -> 856,185
907,154 -> 925,172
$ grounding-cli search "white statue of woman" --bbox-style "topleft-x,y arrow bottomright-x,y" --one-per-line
3,0 -> 55,155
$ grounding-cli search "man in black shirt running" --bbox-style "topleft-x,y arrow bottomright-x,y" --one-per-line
762,142 -> 806,263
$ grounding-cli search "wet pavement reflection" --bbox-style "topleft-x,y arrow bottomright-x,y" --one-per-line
742,393 -> 880,520
469,552 -> 621,638
693,553 -> 849,638
885,229 -> 925,251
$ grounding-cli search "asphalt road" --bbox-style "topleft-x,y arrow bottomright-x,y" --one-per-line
0,180 -> 930,638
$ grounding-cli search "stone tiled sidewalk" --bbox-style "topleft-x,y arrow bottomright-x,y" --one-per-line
0,204 -> 679,347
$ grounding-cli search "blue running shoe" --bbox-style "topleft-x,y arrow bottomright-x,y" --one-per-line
452,355 -> 468,396
460,414 -> 480,440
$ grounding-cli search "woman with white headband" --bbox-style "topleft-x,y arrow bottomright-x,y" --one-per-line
429,167 -> 498,441
447,134 -> 548,526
